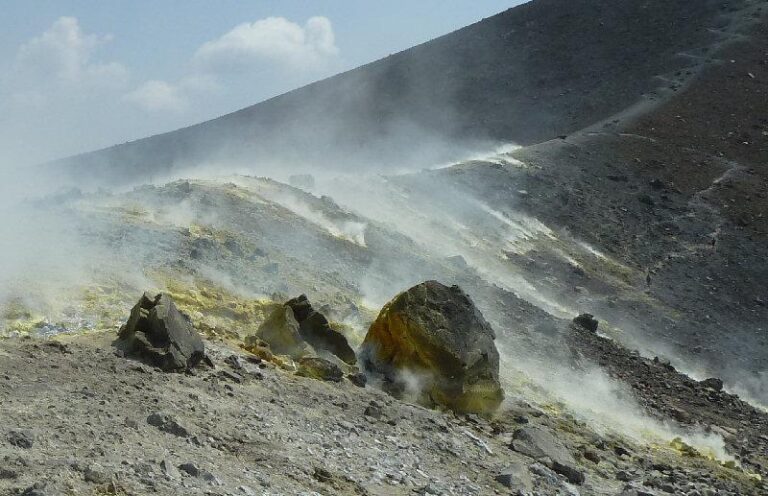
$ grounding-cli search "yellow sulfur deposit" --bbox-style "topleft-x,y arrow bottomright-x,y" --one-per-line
363,281 -> 504,414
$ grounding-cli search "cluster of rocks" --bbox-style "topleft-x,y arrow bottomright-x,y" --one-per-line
2,288 -> 766,495
120,281 -> 506,416
567,316 -> 768,479
100,285 -> 768,495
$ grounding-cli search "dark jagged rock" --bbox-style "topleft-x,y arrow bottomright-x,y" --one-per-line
573,313 -> 599,332
700,377 -> 724,392
296,357 -> 343,382
7,430 -> 33,449
285,295 -> 356,365
347,372 -> 367,388
361,281 -> 503,413
494,462 -> 533,492
146,412 -> 190,437
511,426 -> 584,485
118,293 -> 205,372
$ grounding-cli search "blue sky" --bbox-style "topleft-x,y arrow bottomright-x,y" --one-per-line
0,1 -> 524,164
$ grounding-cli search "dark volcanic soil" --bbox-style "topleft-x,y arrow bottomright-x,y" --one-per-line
52,1 -> 761,183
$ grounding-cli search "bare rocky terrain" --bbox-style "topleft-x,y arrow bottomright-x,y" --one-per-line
0,330 -> 765,496
1,0 -> 767,495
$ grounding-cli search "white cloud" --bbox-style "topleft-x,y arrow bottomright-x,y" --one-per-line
125,80 -> 187,112
124,74 -> 221,113
125,16 -> 339,114
193,16 -> 339,72
0,17 -> 135,164
14,16 -> 127,90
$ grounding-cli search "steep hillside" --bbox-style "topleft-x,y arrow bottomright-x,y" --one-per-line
53,0 -> 755,184
431,0 -> 768,400
5,1 -> 768,494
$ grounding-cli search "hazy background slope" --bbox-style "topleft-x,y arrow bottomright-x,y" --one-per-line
51,0 -> 748,184
35,0 -> 768,400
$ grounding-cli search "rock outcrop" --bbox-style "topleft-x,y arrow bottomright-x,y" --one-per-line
361,281 -> 503,413
285,295 -> 356,365
242,295 -> 356,366
118,293 -> 205,371
247,305 -> 310,359
573,313 -> 599,332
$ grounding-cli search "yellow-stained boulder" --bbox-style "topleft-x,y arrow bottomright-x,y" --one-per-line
246,305 -> 311,359
361,281 -> 503,413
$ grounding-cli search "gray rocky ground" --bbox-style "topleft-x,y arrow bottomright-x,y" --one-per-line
0,331 -> 764,496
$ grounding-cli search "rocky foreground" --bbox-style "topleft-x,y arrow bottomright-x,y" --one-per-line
0,285 -> 766,496
3,0 -> 766,494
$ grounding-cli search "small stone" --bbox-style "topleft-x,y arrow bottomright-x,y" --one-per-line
219,370 -> 244,384
699,378 -> 723,392
178,462 -> 200,477
582,448 -> 600,464
572,313 -> 598,332
364,402 -> 383,420
224,354 -> 244,369
160,459 -> 180,479
494,462 -> 533,492
553,460 -> 585,485
313,467 -> 333,483
21,483 -> 49,496
118,293 -> 205,371
147,412 -> 190,437
296,357 -> 343,382
0,468 -> 18,479
83,463 -> 111,484
7,430 -> 34,449
347,372 -> 367,388
529,463 -> 559,485
614,445 -> 632,457
616,470 -> 633,481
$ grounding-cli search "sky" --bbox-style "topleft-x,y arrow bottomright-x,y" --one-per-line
0,1 -> 525,165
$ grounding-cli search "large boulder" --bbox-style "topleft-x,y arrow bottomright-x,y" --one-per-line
247,305 -> 310,359
118,293 -> 205,371
285,295 -> 356,365
361,281 -> 504,413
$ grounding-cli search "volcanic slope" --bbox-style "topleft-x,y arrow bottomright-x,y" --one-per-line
3,0 -> 768,494
51,0 -> 763,184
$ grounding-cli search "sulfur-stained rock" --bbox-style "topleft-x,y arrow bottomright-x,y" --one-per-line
296,357 -> 344,382
118,293 -> 205,372
361,281 -> 503,413
247,305 -> 311,359
285,295 -> 356,365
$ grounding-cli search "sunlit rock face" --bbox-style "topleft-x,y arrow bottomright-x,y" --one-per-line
118,292 -> 205,371
362,281 -> 503,413
285,295 -> 357,365
247,305 -> 310,359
